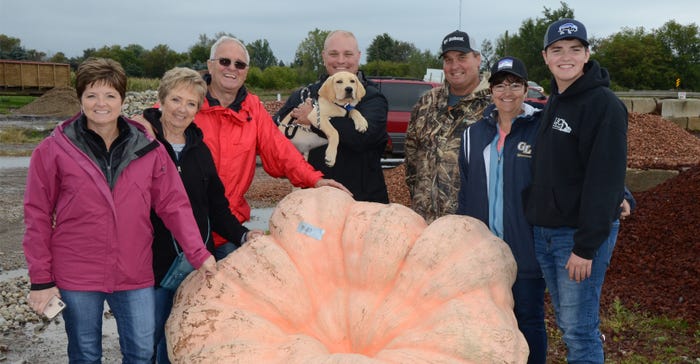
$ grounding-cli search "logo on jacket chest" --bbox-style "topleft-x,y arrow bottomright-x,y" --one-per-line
552,117 -> 572,133
517,141 -> 532,158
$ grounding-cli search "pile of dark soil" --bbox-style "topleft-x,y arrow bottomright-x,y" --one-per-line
14,86 -> 80,118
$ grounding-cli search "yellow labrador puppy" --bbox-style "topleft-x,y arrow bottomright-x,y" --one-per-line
279,71 -> 368,166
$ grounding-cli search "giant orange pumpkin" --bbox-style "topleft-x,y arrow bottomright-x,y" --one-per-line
166,186 -> 528,363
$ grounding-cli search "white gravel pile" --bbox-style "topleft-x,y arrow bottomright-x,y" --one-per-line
121,90 -> 159,117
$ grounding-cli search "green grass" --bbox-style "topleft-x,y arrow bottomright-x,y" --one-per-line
128,77 -> 160,92
0,126 -> 52,144
546,298 -> 699,363
0,95 -> 36,114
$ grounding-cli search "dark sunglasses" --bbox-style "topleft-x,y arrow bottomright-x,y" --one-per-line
211,58 -> 247,70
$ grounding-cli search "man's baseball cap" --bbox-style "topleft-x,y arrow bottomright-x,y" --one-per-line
440,30 -> 478,57
488,57 -> 528,82
543,18 -> 589,50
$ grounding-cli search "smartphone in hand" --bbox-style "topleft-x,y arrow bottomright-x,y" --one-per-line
43,295 -> 66,319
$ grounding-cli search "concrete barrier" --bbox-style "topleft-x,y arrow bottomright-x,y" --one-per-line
621,98 -> 632,112
632,98 -> 659,114
617,98 -> 700,131
688,117 -> 700,131
626,168 -> 679,192
620,97 -> 659,114
667,117 -> 689,129
661,99 -> 700,118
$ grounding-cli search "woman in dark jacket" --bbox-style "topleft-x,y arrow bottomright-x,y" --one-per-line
146,67 -> 263,364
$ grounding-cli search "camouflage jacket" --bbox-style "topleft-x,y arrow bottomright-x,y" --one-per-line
405,78 -> 491,223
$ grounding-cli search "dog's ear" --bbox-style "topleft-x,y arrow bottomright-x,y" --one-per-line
318,74 -> 336,101
354,75 -> 366,101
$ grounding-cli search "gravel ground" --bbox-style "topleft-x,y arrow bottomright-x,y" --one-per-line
0,164 -> 122,363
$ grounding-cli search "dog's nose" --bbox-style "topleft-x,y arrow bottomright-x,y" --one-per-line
344,87 -> 353,95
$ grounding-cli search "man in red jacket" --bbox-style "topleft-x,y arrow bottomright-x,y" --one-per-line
195,36 -> 350,258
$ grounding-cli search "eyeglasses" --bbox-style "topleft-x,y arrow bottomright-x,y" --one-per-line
492,82 -> 525,93
210,58 -> 248,70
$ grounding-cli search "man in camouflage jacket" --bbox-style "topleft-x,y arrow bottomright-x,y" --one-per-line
405,30 -> 491,222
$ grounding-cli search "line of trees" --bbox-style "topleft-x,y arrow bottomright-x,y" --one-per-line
1,2 -> 698,91
488,2 -> 700,91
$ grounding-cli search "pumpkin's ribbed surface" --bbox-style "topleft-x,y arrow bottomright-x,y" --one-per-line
166,186 -> 528,363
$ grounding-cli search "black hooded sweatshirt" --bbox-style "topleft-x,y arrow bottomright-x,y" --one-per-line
524,60 -> 628,259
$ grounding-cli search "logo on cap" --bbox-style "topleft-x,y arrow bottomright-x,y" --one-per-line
558,23 -> 579,35
443,36 -> 465,45
497,59 -> 514,71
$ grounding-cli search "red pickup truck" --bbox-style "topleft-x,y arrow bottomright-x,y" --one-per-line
370,77 -> 440,156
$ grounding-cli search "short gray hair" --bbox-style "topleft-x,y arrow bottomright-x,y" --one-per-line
210,36 -> 250,64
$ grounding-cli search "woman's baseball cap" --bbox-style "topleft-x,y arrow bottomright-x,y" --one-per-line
488,56 -> 528,82
543,18 -> 589,50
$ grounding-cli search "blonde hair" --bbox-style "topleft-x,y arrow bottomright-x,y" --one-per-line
157,67 -> 207,109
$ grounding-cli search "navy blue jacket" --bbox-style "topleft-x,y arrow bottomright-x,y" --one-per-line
457,103 -> 542,279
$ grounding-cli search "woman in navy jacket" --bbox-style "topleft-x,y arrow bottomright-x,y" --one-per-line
457,57 -> 547,364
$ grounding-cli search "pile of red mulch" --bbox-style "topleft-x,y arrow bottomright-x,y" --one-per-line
603,164 -> 700,322
627,112 -> 700,170
264,100 -> 285,117
383,164 -> 411,207
244,167 -> 293,208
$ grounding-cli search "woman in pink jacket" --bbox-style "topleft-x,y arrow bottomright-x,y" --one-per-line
23,58 -> 216,364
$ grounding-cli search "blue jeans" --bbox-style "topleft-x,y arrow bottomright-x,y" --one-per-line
512,277 -> 547,364
60,287 -> 155,364
213,241 -> 239,261
533,221 -> 619,364
153,287 -> 174,364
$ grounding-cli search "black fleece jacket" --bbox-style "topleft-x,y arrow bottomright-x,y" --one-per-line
144,108 -> 248,284
524,60 -> 628,259
274,71 -> 390,203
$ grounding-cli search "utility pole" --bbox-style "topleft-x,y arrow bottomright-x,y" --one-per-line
459,0 -> 462,29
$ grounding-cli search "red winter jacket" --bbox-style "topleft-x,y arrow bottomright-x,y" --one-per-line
194,92 -> 322,245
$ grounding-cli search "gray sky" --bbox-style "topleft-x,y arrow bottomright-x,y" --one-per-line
1,0 -> 698,64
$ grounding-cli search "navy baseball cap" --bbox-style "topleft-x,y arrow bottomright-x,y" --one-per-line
440,30 -> 478,57
488,57 -> 528,82
543,18 -> 589,50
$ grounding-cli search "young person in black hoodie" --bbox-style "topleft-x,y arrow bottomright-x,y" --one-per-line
145,67 -> 264,364
524,19 -> 628,363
